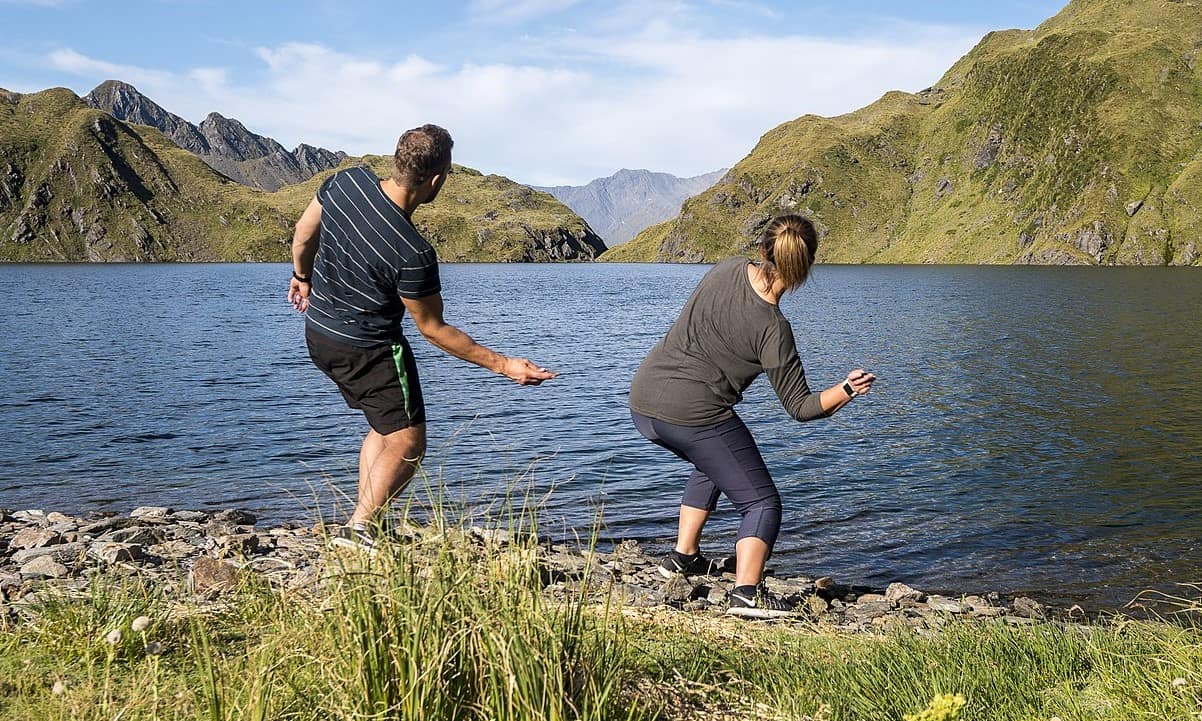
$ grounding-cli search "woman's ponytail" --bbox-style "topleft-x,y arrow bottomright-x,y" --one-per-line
758,215 -> 818,291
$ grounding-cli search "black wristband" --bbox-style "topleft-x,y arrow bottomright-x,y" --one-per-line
842,381 -> 856,399
292,270 -> 311,284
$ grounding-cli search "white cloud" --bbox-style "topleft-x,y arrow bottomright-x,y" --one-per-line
44,17 -> 980,186
48,49 -> 175,90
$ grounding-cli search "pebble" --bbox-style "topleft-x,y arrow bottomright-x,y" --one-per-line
20,556 -> 69,579
0,507 -> 1083,632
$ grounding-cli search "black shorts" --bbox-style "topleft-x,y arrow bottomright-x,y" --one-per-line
305,326 -> 426,434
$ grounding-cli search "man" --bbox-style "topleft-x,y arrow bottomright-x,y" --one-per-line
288,124 -> 555,551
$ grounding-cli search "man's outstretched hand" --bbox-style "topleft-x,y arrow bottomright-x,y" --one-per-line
501,357 -> 558,386
288,277 -> 310,313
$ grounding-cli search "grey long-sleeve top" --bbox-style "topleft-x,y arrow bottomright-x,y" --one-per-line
629,257 -> 827,427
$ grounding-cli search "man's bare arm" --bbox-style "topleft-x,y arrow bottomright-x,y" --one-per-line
288,197 -> 322,312
402,293 -> 556,386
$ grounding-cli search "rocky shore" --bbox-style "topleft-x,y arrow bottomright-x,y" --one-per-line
1,507 -> 1078,632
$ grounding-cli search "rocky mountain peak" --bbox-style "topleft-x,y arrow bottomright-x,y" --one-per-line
537,167 -> 727,245
84,80 -> 345,191
86,80 -> 209,154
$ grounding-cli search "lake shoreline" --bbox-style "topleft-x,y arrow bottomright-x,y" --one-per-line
0,506 -> 1142,628
5,506 -> 1200,720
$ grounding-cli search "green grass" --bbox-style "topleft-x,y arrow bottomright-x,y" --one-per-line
5,498 -> 1202,720
611,0 -> 1202,266
0,90 -> 600,263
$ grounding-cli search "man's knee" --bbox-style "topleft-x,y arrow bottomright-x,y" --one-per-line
380,423 -> 427,461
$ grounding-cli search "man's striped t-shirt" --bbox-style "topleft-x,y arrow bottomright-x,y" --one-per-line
306,165 -> 441,347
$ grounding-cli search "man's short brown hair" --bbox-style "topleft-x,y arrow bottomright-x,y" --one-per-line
393,124 -> 453,186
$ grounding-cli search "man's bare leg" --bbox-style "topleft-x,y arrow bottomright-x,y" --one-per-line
350,423 -> 426,526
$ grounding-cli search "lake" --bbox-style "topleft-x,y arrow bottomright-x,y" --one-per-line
2,262 -> 1200,609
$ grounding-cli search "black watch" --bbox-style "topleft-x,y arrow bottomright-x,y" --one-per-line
292,270 -> 311,284
842,381 -> 856,399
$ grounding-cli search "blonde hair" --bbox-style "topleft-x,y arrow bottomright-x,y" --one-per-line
758,215 -> 818,291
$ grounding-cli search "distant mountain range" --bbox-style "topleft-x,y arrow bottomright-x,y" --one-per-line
609,0 -> 1202,265
0,84 -> 605,262
85,80 -> 345,192
536,168 -> 725,245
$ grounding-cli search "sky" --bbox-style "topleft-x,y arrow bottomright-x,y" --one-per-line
0,0 -> 1066,186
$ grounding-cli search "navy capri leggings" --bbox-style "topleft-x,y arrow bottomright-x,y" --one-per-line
631,411 -> 782,548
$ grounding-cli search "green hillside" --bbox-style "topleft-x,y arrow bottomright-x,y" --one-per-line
608,0 -> 1202,265
0,88 -> 604,262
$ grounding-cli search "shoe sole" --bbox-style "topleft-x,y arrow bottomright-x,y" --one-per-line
659,556 -> 733,580
328,536 -> 379,556
725,605 -> 794,620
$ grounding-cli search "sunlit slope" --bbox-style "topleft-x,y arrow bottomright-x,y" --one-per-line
610,0 -> 1202,265
0,88 -> 604,262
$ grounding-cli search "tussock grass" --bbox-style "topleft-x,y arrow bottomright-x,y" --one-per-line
3,500 -> 1202,720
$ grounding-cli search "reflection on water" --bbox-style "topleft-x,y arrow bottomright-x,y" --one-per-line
1,262 -> 1200,608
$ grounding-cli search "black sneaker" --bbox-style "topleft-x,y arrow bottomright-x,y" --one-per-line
658,550 -> 729,579
725,583 -> 796,619
328,524 -> 379,555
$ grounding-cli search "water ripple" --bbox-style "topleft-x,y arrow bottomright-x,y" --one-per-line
2,262 -> 1201,607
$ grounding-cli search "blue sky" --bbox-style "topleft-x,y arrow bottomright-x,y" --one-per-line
1,0 -> 1066,185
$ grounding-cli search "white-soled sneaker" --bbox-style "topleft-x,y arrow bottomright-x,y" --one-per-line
725,583 -> 796,619
658,551 -> 730,579
328,524 -> 380,556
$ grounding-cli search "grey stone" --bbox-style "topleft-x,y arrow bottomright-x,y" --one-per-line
130,506 -> 172,520
45,512 -> 73,525
169,511 -> 209,523
20,556 -> 68,579
614,583 -> 660,608
660,574 -> 696,605
850,600 -> 893,621
89,542 -> 144,564
469,527 -> 510,545
935,176 -> 953,199
148,540 -> 196,560
925,595 -> 968,613
102,526 -> 165,545
886,582 -> 924,605
166,524 -> 206,541
8,528 -> 62,551
857,593 -> 888,604
205,521 -> 241,538
1003,615 -> 1038,626
189,557 -> 240,594
11,543 -> 85,565
1125,200 -> 1143,216
213,510 -> 256,526
79,516 -> 136,535
217,534 -> 259,556
971,606 -> 1005,618
1012,596 -> 1045,618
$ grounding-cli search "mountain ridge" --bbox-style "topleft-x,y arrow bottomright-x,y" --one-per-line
0,86 -> 606,263
608,0 -> 1202,265
536,168 -> 726,245
85,80 -> 346,192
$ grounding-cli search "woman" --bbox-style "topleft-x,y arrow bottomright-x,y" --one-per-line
628,215 -> 875,619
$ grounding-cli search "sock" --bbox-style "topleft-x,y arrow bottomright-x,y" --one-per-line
670,550 -> 700,564
732,584 -> 758,599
